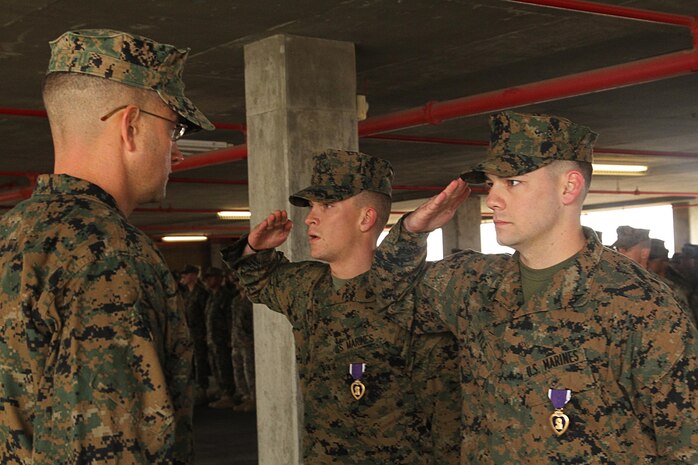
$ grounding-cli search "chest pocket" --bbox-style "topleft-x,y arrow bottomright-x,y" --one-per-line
521,348 -> 597,408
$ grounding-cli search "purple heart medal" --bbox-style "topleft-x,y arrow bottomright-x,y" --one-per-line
349,363 -> 366,400
548,389 -> 571,436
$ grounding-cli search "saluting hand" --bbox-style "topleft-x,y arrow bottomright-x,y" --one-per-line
403,178 -> 471,233
244,210 -> 294,255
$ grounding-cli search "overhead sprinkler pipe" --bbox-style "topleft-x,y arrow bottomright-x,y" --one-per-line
507,0 -> 694,28
172,144 -> 248,172
358,49 -> 698,136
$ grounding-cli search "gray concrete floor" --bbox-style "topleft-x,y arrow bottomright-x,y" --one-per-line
194,406 -> 258,464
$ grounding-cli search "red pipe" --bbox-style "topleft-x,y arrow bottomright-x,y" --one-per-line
0,107 -> 47,118
364,134 -> 489,147
589,189 -> 698,197
358,49 -> 698,136
0,186 -> 34,203
508,0 -> 694,27
172,144 -> 248,172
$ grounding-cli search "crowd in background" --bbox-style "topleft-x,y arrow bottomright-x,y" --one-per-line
173,264 -> 256,412
610,225 -> 698,326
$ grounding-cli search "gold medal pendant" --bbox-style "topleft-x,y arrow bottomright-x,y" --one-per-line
549,409 -> 570,436
350,379 -> 366,400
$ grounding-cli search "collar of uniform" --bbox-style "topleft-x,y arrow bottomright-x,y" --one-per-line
327,269 -> 376,304
34,174 -> 121,213
493,226 -> 602,316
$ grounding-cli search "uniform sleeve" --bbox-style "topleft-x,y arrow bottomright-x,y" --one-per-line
632,302 -> 698,462
374,217 -> 462,334
31,254 -> 193,465
221,237 -> 303,326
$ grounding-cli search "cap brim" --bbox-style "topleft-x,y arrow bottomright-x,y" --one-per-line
459,154 -> 556,184
289,185 -> 356,207
158,90 -> 215,133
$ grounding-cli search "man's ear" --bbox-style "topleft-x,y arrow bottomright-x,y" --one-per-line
120,105 -> 140,152
561,170 -> 585,205
359,207 -> 378,232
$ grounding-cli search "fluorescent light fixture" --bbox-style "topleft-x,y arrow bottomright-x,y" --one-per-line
177,139 -> 231,156
161,235 -> 208,243
217,210 -> 251,220
592,163 -> 648,176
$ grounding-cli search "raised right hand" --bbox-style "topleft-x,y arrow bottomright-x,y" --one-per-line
403,178 -> 471,233
245,210 -> 293,254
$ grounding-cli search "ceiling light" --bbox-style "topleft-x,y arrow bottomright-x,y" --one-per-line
592,163 -> 648,176
217,210 -> 252,220
161,235 -> 208,243
177,139 -> 231,156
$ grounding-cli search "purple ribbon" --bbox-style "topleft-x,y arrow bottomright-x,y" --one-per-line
349,363 -> 365,380
548,389 -> 571,409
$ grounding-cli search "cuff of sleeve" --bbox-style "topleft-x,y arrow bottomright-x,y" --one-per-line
391,215 -> 429,246
221,235 -> 276,269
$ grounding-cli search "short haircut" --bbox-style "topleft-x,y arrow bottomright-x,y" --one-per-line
550,160 -> 593,197
352,190 -> 392,234
42,72 -> 156,136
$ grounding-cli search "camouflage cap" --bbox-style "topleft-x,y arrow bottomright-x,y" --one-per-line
47,29 -> 214,133
612,225 -> 650,250
649,238 -> 669,260
289,149 -> 393,207
460,110 -> 598,184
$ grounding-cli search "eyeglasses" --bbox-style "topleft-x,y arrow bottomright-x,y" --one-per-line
100,105 -> 187,141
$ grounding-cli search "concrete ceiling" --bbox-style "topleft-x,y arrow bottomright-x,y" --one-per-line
2,0 -> 698,241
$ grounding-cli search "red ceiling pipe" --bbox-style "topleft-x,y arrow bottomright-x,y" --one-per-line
507,0 -> 694,27
364,134 -> 489,147
358,49 -> 698,136
172,144 -> 248,172
0,107 -> 48,118
589,189 -> 698,197
0,187 -> 33,203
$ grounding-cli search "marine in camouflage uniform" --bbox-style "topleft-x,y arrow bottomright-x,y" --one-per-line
228,280 -> 256,410
203,267 -> 235,404
647,238 -> 696,326
611,225 -> 650,268
180,265 -> 211,396
373,111 -> 698,463
222,150 -> 460,464
0,29 -> 213,465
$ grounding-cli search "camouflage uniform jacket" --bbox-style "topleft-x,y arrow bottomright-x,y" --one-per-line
0,174 -> 193,465
222,239 -> 460,465
374,220 -> 698,464
204,286 -> 233,348
182,281 -> 208,342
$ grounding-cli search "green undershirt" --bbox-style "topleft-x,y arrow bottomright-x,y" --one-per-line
519,253 -> 579,303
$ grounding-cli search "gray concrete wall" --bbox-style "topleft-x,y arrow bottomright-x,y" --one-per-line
244,34 -> 358,465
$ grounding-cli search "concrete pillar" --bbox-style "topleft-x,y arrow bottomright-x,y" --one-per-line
673,202 -> 691,254
244,34 -> 358,465
442,196 -> 482,253
674,202 -> 698,253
